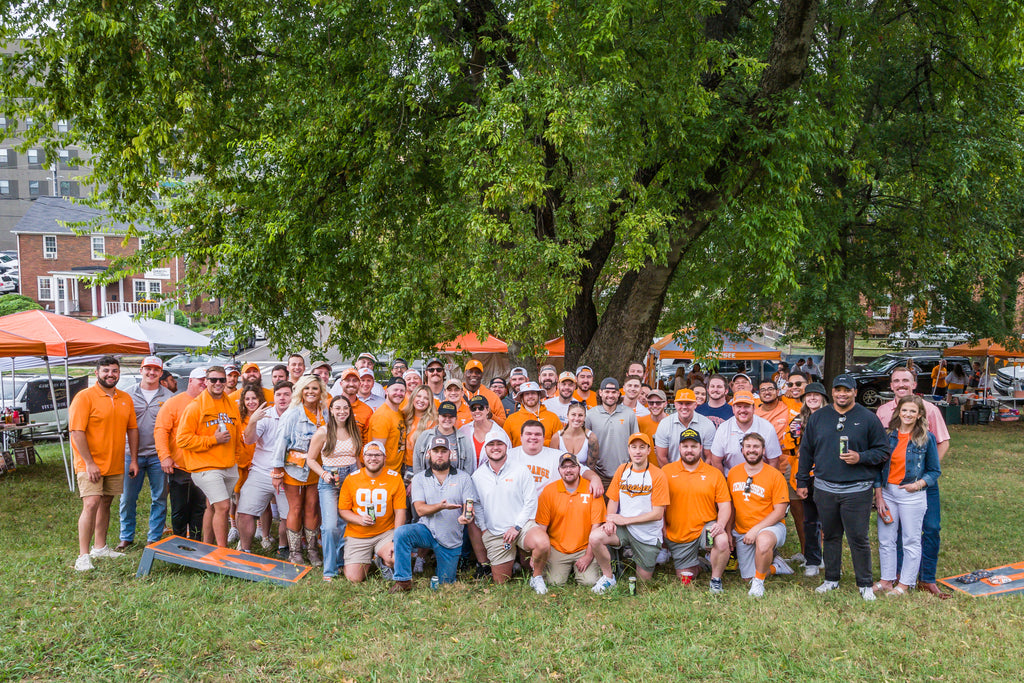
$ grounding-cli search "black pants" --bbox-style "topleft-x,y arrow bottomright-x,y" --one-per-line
802,483 -> 822,567
168,468 -> 206,540
815,485 -> 874,587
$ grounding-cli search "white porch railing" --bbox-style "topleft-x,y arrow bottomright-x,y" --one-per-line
104,301 -> 162,316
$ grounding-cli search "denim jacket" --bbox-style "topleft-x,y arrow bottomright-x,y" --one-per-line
876,431 -> 941,489
271,405 -> 326,483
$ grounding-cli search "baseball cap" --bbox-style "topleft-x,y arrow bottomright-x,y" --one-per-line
225,364 -> 240,375
465,359 -> 484,373
358,368 -> 375,378
189,368 -> 207,380
444,378 -> 463,391
357,352 -> 378,363
438,401 -> 458,416
730,390 -> 756,405
674,388 -> 697,403
575,365 -> 594,375
559,452 -> 579,467
832,374 -> 857,389
647,389 -> 667,402
392,357 -> 408,368
429,435 -> 451,451
629,432 -> 653,448
362,440 -> 385,456
425,357 -> 444,368
732,372 -> 751,383
558,371 -> 576,384
510,366 -> 528,377
403,369 -> 421,380
383,377 -> 406,388
489,377 -> 507,387
679,428 -> 702,443
483,429 -> 511,449
600,377 -> 620,391
804,382 -> 827,397
312,360 -> 332,372
141,355 -> 163,370
468,395 -> 489,409
341,367 -> 360,380
518,381 -> 542,394
241,362 -> 260,374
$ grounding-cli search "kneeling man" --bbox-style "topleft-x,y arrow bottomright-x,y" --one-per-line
535,453 -> 607,586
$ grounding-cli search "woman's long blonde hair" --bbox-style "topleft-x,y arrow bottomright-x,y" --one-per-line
887,394 -> 929,447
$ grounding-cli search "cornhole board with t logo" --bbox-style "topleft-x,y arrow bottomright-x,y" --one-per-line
940,561 -> 1024,597
136,536 -> 311,585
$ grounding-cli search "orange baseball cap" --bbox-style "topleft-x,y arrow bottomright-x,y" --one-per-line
340,367 -> 360,380
629,432 -> 653,448
241,362 -> 261,374
674,388 -> 696,403
465,360 -> 484,373
730,390 -> 756,405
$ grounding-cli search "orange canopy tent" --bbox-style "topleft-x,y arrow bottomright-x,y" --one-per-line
437,333 -> 509,354
544,337 -> 565,358
0,329 -> 47,357
943,339 -> 1023,359
0,310 -> 151,357
650,330 -> 782,361
436,333 -> 511,380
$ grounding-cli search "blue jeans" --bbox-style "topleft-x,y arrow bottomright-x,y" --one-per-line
393,523 -> 462,583
896,482 -> 941,583
119,455 -> 167,544
318,464 -> 357,578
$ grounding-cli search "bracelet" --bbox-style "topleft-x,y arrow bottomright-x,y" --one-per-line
271,472 -> 284,479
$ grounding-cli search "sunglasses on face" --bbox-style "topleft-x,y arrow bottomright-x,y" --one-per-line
470,405 -> 487,412
787,381 -> 805,387
646,400 -> 665,406
426,368 -> 443,373
206,377 -> 227,384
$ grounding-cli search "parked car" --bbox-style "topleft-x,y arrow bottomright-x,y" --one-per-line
164,353 -> 233,376
845,352 -> 972,407
0,273 -> 18,294
993,365 -> 1024,396
0,374 -> 89,435
887,325 -> 970,349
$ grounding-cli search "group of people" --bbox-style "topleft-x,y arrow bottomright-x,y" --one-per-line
69,352 -> 949,601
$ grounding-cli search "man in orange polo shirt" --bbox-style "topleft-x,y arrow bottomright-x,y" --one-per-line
536,452 -> 607,586
176,366 -> 246,547
155,368 -> 208,540
70,356 -> 139,572
463,359 -> 507,426
503,381 -> 561,447
368,377 -> 408,472
663,428 -> 731,593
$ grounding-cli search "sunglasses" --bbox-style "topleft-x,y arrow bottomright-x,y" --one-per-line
836,415 -> 847,432
787,381 -> 805,387
744,476 -> 753,494
646,400 -> 665,406
206,377 -> 227,384
426,368 -> 444,373
470,405 -> 488,412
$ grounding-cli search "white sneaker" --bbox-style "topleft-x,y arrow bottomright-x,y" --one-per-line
529,575 -> 548,595
74,554 -> 94,572
413,556 -> 426,574
804,564 -> 820,577
261,535 -> 275,550
227,527 -> 239,544
709,578 -> 724,595
90,546 -> 124,559
789,552 -> 806,566
771,556 -> 794,575
592,575 -> 617,594
860,586 -> 876,602
253,525 -> 264,541
815,580 -> 840,593
656,547 -> 671,565
748,578 -> 765,598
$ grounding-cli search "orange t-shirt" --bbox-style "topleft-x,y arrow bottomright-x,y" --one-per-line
888,432 -> 910,485
175,391 -> 245,472
727,464 -> 789,534
154,391 -> 197,469
572,390 -> 598,409
70,384 -> 138,476
368,403 -> 407,472
464,385 -> 507,426
503,405 -> 562,447
662,459 -> 730,543
755,401 -> 797,453
237,416 -> 255,469
338,467 -> 407,539
536,479 -> 607,554
229,386 -> 274,406
637,414 -> 665,466
348,397 -> 373,444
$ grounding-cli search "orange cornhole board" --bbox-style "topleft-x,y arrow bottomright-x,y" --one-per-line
136,536 -> 311,585
939,561 -> 1024,598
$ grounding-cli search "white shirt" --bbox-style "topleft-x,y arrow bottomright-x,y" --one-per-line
654,411 -> 716,462
711,415 -> 783,471
613,465 -> 663,546
472,458 -> 538,535
251,407 -> 288,475
627,401 -> 650,418
543,397 -> 573,425
509,445 -> 589,494
330,379 -> 385,401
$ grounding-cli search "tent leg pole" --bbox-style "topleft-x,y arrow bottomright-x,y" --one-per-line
45,358 -> 73,492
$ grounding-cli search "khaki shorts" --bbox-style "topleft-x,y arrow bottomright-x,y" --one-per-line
191,467 -> 240,505
344,529 -> 395,565
482,521 -> 538,565
546,547 -> 601,586
77,472 -> 124,498
666,521 -> 717,570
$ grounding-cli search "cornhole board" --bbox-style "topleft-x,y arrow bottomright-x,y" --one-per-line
940,561 -> 1024,598
137,536 -> 311,586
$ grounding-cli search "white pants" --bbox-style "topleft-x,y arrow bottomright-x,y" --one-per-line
878,483 -> 927,585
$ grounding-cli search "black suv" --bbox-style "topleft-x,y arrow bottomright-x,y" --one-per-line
846,352 -> 972,408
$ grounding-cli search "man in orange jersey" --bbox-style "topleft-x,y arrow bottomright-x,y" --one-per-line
781,371 -> 808,412
338,441 -> 407,582
572,365 -> 598,408
462,359 -> 507,426
368,377 -> 408,473
536,452 -> 607,586
727,433 -> 790,598
503,381 -> 561,447
176,366 -> 247,547
155,368 -> 208,540
70,356 -> 139,572
663,429 -> 731,594
589,433 -> 668,592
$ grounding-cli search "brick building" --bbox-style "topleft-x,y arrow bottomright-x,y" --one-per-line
12,196 -> 215,319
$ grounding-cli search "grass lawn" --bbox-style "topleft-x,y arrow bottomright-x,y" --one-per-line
3,423 -> 1024,682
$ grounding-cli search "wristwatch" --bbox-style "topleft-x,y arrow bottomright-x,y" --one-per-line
513,525 -> 522,533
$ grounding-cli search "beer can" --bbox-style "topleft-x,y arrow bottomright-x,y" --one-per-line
628,576 -> 637,596
839,435 -> 849,455
367,506 -> 376,523
879,505 -> 894,525
217,422 -> 228,433
464,498 -> 475,522
430,575 -> 440,590
705,527 -> 714,548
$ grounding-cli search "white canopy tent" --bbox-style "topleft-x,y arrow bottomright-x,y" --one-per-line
90,312 -> 212,354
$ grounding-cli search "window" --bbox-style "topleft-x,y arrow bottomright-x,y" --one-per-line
27,149 -> 40,165
37,277 -> 53,301
134,279 -> 162,301
138,236 -> 147,250
90,235 -> 105,260
43,235 -> 57,259
0,115 -> 7,130
0,149 -> 7,164
872,306 -> 891,320
0,180 -> 9,196
28,180 -> 40,197
59,180 -> 78,197
57,119 -> 69,133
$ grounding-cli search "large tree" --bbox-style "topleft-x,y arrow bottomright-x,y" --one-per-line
3,0 -> 821,371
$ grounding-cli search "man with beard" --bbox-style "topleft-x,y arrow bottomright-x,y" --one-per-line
230,363 -> 273,404
508,366 -> 529,399
389,436 -> 479,591
368,377 -> 408,473
391,358 -> 408,378
538,364 -> 559,399
585,378 -> 639,490
572,365 -> 598,408
331,367 -> 372,442
663,428 -> 731,593
70,356 -> 139,571
413,401 -> 476,474
710,391 -> 783,475
270,364 -> 288,386
654,389 -> 715,466
463,359 -> 506,426
503,381 -> 561,447
155,369 -> 209,541
544,371 -> 577,425
696,374 -> 733,427
511,422 -> 604,496
727,433 -> 790,598
536,452 -> 607,586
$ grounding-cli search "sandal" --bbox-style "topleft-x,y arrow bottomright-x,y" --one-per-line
873,581 -> 893,592
886,585 -> 908,596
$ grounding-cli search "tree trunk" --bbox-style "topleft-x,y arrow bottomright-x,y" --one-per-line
823,324 -> 847,387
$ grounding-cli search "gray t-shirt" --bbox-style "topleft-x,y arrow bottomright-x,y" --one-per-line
585,404 -> 639,480
410,468 -> 479,549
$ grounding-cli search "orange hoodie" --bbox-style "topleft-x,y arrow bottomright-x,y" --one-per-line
175,390 -> 245,472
